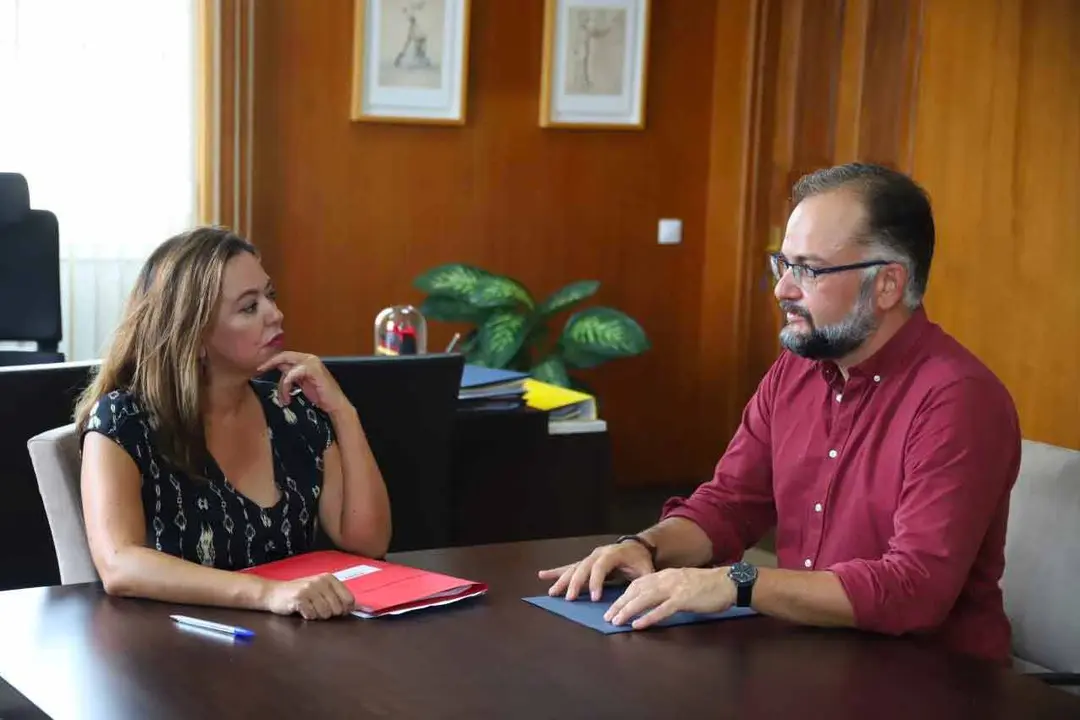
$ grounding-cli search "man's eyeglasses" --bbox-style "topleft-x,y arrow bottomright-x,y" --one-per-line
769,253 -> 892,286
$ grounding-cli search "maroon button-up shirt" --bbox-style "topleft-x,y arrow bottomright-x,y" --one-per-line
663,308 -> 1021,662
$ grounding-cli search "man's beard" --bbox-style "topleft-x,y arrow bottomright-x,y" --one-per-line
779,278 -> 879,360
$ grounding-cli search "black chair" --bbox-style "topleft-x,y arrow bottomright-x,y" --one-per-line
0,361 -> 96,590
0,173 -> 63,366
319,354 -> 464,553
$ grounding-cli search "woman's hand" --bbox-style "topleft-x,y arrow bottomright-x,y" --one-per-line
261,573 -> 356,620
257,352 -> 351,415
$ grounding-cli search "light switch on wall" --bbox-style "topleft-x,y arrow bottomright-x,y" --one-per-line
658,219 -> 682,245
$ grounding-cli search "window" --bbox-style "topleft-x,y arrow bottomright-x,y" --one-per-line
0,0 -> 198,360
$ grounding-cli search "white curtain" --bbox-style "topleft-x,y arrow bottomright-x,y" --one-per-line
0,0 -> 198,361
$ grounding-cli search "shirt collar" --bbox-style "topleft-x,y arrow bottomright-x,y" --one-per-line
818,307 -> 933,384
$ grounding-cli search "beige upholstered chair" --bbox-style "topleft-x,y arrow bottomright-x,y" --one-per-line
1002,438 -> 1080,692
26,423 -> 99,585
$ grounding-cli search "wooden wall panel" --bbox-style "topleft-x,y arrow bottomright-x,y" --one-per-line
740,0 -> 926,407
699,0 -> 764,473
252,0 -> 756,487
912,0 -> 1080,449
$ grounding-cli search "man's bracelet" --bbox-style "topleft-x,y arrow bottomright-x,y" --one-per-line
615,534 -> 658,567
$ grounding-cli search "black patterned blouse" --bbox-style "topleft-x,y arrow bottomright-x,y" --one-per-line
82,380 -> 335,569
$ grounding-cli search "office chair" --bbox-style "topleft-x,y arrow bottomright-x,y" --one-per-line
0,172 -> 63,365
1002,439 -> 1080,694
27,423 -> 99,585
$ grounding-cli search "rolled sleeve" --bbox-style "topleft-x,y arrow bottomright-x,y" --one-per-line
660,359 -> 781,565
829,377 -> 1020,635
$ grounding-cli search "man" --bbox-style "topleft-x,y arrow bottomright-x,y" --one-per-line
539,163 -> 1021,662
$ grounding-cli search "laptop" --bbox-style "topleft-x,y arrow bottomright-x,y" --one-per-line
319,353 -> 465,553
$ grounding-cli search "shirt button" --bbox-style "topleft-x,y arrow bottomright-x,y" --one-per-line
814,503 -> 823,512
835,394 -> 843,402
828,449 -> 838,458
873,375 -> 881,383
804,558 -> 812,568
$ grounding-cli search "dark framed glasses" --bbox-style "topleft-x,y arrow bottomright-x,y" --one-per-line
769,253 -> 892,286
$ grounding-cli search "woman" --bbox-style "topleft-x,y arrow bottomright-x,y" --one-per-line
76,227 -> 391,620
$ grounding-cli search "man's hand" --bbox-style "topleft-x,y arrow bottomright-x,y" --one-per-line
538,541 -> 655,601
604,566 -> 736,630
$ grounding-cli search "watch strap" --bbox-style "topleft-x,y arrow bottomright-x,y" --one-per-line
736,581 -> 753,608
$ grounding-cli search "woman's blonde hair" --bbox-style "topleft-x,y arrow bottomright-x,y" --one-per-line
75,227 -> 258,478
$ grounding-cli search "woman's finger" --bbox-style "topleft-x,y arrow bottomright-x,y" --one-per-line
327,576 -> 356,611
256,351 -> 303,374
321,585 -> 345,617
307,591 -> 333,620
279,365 -> 309,399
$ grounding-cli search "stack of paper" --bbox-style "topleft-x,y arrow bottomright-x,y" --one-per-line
458,365 -> 528,411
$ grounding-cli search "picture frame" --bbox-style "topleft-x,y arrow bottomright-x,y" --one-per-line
539,0 -> 651,130
350,0 -> 471,125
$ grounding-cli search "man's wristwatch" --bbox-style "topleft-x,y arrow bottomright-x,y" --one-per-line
615,534 -> 658,567
728,561 -> 758,607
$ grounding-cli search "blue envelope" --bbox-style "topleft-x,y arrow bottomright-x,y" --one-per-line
523,586 -> 757,634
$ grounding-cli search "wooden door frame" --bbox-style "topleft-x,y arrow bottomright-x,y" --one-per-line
196,0 -> 255,236
729,0 -> 783,419
695,0 -> 783,467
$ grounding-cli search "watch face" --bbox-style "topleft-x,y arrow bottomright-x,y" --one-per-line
729,562 -> 757,584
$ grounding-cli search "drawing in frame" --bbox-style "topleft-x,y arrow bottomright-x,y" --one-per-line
539,0 -> 651,129
350,0 -> 471,124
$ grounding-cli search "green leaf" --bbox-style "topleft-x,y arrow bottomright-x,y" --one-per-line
560,344 -> 611,370
413,264 -> 490,300
420,295 -> 487,323
530,355 -> 571,387
559,307 -> 650,367
469,275 -> 535,310
477,311 -> 529,368
537,280 -> 600,317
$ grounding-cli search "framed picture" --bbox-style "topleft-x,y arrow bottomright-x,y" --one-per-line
539,0 -> 651,129
350,0 -> 471,124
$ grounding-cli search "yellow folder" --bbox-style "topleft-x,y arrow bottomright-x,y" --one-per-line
523,379 -> 597,421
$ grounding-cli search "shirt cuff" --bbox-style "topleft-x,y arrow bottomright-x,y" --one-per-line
660,497 -> 743,565
829,558 -> 885,633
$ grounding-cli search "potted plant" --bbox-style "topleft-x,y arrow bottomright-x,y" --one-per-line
414,263 -> 650,389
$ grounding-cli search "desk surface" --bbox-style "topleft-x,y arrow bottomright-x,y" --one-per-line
1,536 -> 1078,720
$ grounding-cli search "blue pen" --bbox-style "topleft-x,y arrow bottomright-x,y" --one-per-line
170,614 -> 255,639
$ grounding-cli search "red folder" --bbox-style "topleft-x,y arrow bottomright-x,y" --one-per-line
242,550 -> 487,618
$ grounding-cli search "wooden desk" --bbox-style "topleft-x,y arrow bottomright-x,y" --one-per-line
1,536 -> 1077,720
